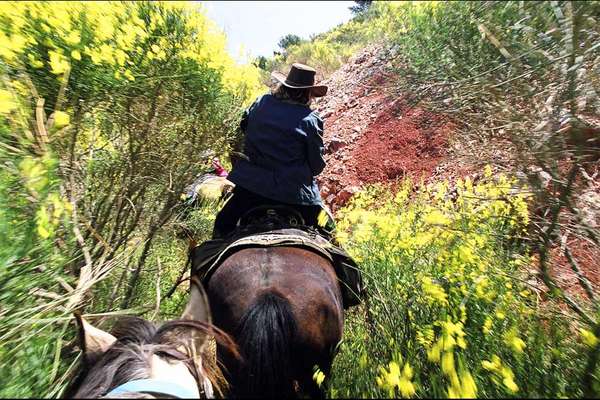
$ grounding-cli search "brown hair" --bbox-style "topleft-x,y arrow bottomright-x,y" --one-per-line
272,83 -> 312,106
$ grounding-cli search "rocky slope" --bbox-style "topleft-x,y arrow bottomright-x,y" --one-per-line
312,43 -> 600,301
313,44 -> 457,211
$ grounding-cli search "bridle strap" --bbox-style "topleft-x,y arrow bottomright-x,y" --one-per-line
106,378 -> 199,398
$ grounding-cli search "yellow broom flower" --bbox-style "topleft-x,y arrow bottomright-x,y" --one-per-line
0,89 -> 17,114
53,111 -> 70,128
580,328 -> 599,348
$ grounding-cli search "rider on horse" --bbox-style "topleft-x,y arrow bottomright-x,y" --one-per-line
213,63 -> 328,239
190,63 -> 363,309
179,65 -> 363,396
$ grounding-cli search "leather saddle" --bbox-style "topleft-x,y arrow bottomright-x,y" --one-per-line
238,205 -> 307,231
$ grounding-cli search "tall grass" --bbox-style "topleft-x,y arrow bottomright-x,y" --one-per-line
0,123 -> 77,397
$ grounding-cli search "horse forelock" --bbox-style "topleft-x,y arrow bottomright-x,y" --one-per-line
64,317 -> 238,399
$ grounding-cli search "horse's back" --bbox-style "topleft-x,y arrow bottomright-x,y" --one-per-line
207,246 -> 343,345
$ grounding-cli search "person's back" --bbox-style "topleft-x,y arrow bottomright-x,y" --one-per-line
212,63 -> 328,239
228,93 -> 324,206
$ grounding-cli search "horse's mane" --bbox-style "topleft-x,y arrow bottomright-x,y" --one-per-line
63,316 -> 239,399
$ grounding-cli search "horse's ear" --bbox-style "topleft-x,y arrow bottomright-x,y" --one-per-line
74,313 -> 117,359
181,277 -> 212,325
177,277 -> 212,356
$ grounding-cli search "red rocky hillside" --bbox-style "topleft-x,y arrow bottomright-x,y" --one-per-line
313,44 -> 459,212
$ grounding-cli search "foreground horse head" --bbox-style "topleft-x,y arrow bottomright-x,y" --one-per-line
64,279 -> 237,399
206,246 -> 344,398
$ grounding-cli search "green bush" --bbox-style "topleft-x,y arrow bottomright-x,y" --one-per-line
0,2 -> 262,397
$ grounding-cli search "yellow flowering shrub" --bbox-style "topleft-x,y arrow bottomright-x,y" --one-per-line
0,2 -> 263,397
313,368 -> 326,388
377,360 -> 416,398
329,175 -> 587,398
52,111 -> 70,129
0,2 -> 262,109
580,329 -> 599,348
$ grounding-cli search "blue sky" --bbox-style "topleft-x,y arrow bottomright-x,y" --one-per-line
200,1 -> 355,62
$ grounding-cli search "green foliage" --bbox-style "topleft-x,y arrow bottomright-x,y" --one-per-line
260,2 -> 407,76
285,40 -> 357,76
0,117 -> 77,398
349,0 -> 373,18
0,2 -> 263,397
253,55 -> 269,71
126,199 -> 221,320
329,175 -> 590,398
277,34 -> 305,52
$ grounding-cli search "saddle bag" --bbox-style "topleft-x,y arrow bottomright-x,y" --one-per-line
328,246 -> 365,309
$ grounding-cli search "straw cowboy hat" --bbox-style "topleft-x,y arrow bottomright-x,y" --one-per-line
271,63 -> 328,97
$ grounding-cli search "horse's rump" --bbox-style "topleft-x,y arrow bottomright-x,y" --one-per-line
205,246 -> 344,397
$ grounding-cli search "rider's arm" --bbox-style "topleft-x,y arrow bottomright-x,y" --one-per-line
304,114 -> 326,176
230,109 -> 249,165
240,108 -> 249,133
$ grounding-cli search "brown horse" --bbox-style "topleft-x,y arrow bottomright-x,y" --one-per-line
64,279 -> 238,398
205,246 -> 344,398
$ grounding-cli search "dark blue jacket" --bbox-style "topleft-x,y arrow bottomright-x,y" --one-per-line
227,94 -> 325,205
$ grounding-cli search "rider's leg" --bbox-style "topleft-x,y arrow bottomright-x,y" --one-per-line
212,186 -> 264,239
212,194 -> 241,239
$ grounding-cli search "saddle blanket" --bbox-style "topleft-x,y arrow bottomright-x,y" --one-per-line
190,228 -> 364,308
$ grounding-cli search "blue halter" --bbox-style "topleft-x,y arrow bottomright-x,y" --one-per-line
106,378 -> 199,398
